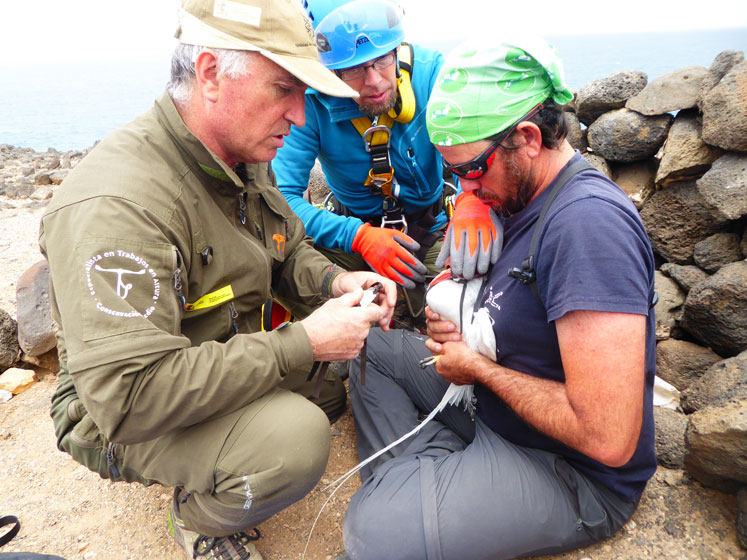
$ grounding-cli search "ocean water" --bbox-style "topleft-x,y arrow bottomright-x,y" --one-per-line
1,28 -> 745,152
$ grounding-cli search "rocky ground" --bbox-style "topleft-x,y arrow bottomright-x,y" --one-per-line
0,147 -> 743,559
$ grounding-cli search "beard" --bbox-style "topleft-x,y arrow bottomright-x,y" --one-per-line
475,149 -> 538,217
358,87 -> 399,118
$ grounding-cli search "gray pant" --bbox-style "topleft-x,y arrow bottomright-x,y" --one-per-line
343,329 -> 639,560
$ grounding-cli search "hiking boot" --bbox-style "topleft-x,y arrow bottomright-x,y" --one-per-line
169,505 -> 263,560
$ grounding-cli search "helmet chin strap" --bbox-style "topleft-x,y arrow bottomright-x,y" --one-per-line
387,43 -> 415,124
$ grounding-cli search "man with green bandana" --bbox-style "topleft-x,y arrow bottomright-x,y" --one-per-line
340,34 -> 656,560
39,1 -> 397,559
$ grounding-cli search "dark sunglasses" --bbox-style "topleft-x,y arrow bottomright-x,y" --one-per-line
442,103 -> 544,180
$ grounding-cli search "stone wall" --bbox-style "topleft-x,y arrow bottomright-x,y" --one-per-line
565,50 -> 747,497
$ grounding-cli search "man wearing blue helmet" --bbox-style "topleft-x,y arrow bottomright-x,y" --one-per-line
273,0 -> 502,326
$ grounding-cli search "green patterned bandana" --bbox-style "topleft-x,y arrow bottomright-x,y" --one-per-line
427,35 -> 574,146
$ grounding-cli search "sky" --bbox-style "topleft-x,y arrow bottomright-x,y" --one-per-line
1,0 -> 746,68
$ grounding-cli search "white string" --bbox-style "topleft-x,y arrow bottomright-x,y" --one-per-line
323,382 -> 474,493
301,383 -> 474,559
302,468 -> 360,559
302,274 -> 492,558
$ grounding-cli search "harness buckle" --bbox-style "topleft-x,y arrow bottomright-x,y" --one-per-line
365,167 -> 395,196
507,256 -> 536,285
362,125 -> 391,151
380,198 -> 408,234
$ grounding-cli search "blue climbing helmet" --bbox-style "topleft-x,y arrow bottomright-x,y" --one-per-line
302,0 -> 406,70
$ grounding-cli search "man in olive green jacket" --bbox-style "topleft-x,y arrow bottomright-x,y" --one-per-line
39,1 -> 396,559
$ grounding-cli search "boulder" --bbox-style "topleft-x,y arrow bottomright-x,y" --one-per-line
660,262 -> 709,293
639,180 -> 720,264
655,110 -> 722,187
693,233 -> 743,273
738,487 -> 747,550
654,271 -> 685,341
588,108 -> 672,162
563,111 -> 587,153
681,260 -> 747,357
654,406 -> 688,469
697,50 -> 745,111
16,260 -> 57,357
684,400 -> 747,494
626,66 -> 708,115
611,159 -> 656,209
696,152 -> 747,224
0,309 -> 21,372
0,367 -> 37,394
34,171 -> 52,186
21,347 -> 60,374
581,152 -> 611,178
307,160 -> 330,205
48,170 -> 68,185
7,178 -> 34,199
681,351 -> 747,414
45,154 -> 61,170
575,70 -> 648,125
656,338 -> 722,392
701,61 -> 747,152
30,186 -> 54,201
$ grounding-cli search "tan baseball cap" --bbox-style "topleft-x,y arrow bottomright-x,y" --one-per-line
176,0 -> 357,98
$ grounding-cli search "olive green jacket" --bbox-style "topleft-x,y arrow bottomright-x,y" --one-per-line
40,92 -> 339,445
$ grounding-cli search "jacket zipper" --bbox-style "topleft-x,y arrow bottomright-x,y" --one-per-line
172,246 -> 185,333
235,191 -> 272,333
228,301 -> 239,335
407,145 -> 430,198
237,191 -> 247,225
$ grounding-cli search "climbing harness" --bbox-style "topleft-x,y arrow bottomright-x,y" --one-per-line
348,43 -> 416,234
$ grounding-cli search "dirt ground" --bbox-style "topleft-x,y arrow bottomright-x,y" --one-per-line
0,200 -> 743,560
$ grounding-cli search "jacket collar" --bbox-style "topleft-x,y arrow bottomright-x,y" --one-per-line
154,91 -> 246,190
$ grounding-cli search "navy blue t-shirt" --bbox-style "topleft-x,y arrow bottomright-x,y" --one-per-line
476,154 -> 657,501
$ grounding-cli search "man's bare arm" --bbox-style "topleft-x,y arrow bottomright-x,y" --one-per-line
427,309 -> 646,467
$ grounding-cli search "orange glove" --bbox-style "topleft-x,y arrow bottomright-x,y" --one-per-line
436,192 -> 503,280
352,223 -> 427,289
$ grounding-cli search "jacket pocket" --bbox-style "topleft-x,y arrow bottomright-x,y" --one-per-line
69,412 -> 103,449
256,193 -> 293,264
64,408 -> 123,481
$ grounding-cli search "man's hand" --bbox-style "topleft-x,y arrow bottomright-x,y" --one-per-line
436,192 -> 503,280
424,305 -> 462,348
428,340 -> 487,386
351,223 -> 427,289
424,305 -> 481,384
331,271 -> 396,330
301,288 -> 389,362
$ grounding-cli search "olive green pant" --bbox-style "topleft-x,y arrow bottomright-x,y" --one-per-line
50,363 -> 346,537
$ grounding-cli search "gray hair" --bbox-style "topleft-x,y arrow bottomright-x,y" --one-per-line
166,44 -> 256,103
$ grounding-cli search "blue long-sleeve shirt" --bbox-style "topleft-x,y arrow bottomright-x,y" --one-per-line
274,44 -> 453,252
